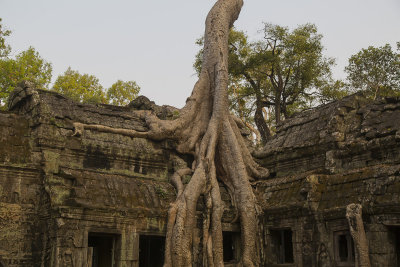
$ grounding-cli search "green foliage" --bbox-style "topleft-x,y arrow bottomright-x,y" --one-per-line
316,80 -> 349,104
256,23 -> 346,117
345,43 -> 400,99
12,47 -> 52,88
0,19 -> 52,108
193,37 -> 204,76
0,47 -> 52,107
0,18 -> 11,58
53,67 -> 106,104
0,18 -> 140,108
53,68 -> 141,105
107,80 -> 140,106
195,24 -> 347,143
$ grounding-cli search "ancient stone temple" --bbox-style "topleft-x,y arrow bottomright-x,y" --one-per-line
0,82 -> 400,266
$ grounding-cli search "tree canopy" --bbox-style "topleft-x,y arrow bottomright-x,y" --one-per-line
0,19 -> 52,108
107,80 -> 140,106
53,68 -> 141,105
345,43 -> 400,99
53,67 -> 106,104
0,18 -> 140,108
0,46 -> 52,107
195,24 -> 347,144
0,18 -> 11,59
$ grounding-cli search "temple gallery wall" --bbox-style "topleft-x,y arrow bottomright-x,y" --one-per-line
0,83 -> 400,266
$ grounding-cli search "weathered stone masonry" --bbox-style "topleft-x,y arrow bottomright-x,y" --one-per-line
255,93 -> 400,267
0,82 -> 400,266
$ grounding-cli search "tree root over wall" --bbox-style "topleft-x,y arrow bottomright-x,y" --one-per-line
73,0 -> 269,266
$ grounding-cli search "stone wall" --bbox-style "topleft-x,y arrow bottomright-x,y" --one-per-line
1,84 -> 189,266
0,111 -> 43,266
255,94 -> 400,266
0,83 -> 400,266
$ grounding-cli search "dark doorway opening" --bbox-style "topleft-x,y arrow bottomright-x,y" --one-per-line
396,229 -> 400,267
333,231 -> 354,265
88,233 -> 119,267
223,231 -> 240,263
270,229 -> 294,264
389,227 -> 400,267
139,235 -> 165,267
338,234 -> 349,261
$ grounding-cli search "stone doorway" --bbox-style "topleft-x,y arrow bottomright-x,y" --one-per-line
223,231 -> 241,265
139,235 -> 165,267
333,230 -> 355,266
270,229 -> 294,264
87,233 -> 119,267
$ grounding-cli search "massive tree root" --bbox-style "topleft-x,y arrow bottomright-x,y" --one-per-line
74,0 -> 268,266
153,2 -> 269,265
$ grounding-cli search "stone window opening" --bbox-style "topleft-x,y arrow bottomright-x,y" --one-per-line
87,232 -> 120,267
139,235 -> 165,267
334,230 -> 355,266
223,231 -> 241,265
270,228 -> 294,264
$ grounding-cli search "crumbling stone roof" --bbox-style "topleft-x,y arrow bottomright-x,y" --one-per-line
255,93 -> 400,177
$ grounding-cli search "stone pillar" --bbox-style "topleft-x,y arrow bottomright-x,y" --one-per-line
346,204 -> 371,267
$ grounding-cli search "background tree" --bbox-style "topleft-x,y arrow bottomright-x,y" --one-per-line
53,69 -> 141,105
314,80 -> 349,105
0,18 -> 140,108
0,18 -> 11,58
0,46 -> 52,107
345,43 -> 400,99
106,80 -> 140,106
196,24 -> 347,144
53,67 -> 106,104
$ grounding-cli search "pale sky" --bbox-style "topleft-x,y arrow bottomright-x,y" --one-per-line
1,0 -> 399,108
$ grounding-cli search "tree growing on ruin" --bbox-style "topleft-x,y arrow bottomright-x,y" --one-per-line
107,80 -> 140,106
345,43 -> 400,99
53,67 -> 106,104
74,0 -> 269,265
0,19 -> 52,108
0,46 -> 52,108
0,18 -> 11,59
53,67 -> 141,105
195,23 -> 346,144
0,19 -> 141,108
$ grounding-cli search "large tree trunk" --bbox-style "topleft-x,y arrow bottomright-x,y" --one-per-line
73,1 -> 269,266
254,102 -> 271,144
274,91 -> 282,124
161,2 -> 269,265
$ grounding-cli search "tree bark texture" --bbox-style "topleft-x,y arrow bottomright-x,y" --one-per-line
74,1 -> 269,266
254,101 -> 271,144
346,204 -> 371,267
